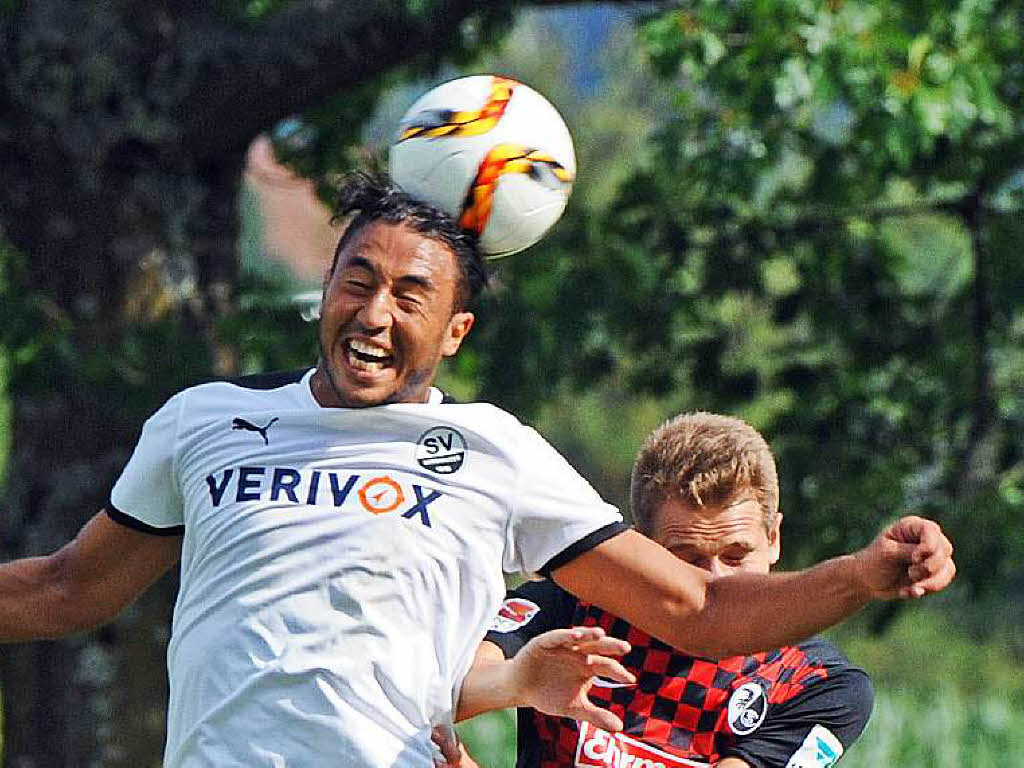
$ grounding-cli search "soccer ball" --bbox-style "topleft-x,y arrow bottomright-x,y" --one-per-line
388,75 -> 576,258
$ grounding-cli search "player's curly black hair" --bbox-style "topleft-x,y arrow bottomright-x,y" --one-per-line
330,171 -> 488,309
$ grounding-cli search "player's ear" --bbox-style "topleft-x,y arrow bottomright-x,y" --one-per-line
768,512 -> 782,565
441,311 -> 474,357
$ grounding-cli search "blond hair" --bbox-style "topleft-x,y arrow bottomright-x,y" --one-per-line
630,411 -> 779,536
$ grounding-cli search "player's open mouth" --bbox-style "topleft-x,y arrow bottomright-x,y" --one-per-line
345,338 -> 394,373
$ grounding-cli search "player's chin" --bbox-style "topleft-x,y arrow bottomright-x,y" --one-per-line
339,377 -> 399,408
331,361 -> 401,406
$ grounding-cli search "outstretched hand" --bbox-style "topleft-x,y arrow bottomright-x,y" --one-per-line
854,515 -> 955,599
509,626 -> 634,732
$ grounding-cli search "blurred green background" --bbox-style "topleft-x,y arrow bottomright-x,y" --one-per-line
2,1 -> 1023,765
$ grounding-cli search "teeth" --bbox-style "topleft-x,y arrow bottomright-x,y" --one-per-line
353,358 -> 384,372
349,339 -> 389,358
347,348 -> 386,372
346,339 -> 391,373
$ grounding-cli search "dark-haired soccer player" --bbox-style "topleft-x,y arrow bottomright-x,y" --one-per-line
0,174 -> 951,768
470,412 -> 873,768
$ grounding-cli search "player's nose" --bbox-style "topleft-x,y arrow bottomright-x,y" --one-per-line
355,290 -> 393,331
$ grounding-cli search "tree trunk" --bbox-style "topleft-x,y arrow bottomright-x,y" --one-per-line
0,156 -> 243,764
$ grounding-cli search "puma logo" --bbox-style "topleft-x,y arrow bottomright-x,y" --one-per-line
232,417 -> 279,445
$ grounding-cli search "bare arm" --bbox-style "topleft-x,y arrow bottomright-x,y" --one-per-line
553,517 -> 954,659
456,630 -> 633,728
717,759 -> 751,768
454,640 -> 507,721
0,510 -> 182,641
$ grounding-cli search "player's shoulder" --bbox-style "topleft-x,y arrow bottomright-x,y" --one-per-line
432,395 -> 526,426
776,636 -> 874,716
135,369 -> 313,434
794,635 -> 860,671
426,396 -> 542,449
439,401 -> 581,469
774,638 -> 875,732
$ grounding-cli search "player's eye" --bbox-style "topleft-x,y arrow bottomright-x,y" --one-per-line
397,292 -> 423,306
675,551 -> 708,569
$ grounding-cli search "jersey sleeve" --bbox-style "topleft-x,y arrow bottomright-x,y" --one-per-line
483,579 -> 578,659
503,425 -> 625,575
723,668 -> 874,768
107,391 -> 187,534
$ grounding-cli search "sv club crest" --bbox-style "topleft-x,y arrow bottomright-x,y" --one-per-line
416,427 -> 467,474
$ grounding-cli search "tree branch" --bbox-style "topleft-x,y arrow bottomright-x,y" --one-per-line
958,187 -> 1000,497
178,0 -> 657,160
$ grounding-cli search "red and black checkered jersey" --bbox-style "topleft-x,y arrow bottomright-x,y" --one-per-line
485,579 -> 873,768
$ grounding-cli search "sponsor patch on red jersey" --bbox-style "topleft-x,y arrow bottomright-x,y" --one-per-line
574,723 -> 710,768
489,598 -> 541,633
784,725 -> 844,768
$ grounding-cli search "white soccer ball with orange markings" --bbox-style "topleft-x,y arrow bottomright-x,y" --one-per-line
388,75 -> 576,258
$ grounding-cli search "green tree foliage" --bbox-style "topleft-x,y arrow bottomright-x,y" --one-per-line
464,0 -> 1024,611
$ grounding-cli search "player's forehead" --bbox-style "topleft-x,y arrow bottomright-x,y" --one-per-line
654,492 -> 768,547
337,219 -> 459,284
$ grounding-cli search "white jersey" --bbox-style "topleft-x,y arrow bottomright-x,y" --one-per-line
109,369 -> 623,768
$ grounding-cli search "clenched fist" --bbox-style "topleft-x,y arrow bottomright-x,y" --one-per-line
851,516 -> 955,599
